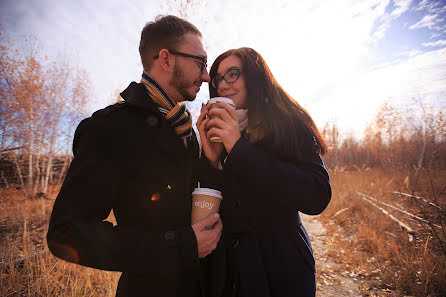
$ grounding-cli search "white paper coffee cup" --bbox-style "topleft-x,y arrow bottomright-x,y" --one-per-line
207,97 -> 235,142
208,97 -> 235,106
191,188 -> 223,224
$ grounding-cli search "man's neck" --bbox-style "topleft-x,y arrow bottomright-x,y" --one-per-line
144,70 -> 179,104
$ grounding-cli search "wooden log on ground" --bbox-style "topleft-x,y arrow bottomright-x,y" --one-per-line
359,192 -> 441,229
392,191 -> 441,210
358,193 -> 414,242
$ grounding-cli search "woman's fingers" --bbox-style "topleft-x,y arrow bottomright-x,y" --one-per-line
198,107 -> 210,129
207,126 -> 223,141
206,116 -> 226,131
214,102 -> 238,121
197,113 -> 206,130
197,112 -> 224,166
208,111 -> 236,130
204,101 -> 241,153
197,103 -> 206,122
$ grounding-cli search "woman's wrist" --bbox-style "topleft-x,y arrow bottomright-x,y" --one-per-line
225,135 -> 241,154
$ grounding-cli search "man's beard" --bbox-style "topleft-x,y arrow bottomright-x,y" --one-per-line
169,64 -> 196,102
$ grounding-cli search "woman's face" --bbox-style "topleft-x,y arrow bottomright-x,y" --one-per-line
214,55 -> 248,109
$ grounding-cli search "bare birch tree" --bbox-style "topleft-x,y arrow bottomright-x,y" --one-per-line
0,30 -> 90,197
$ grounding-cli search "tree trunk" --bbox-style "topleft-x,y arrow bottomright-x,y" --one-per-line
43,114 -> 60,194
33,129 -> 45,195
413,130 -> 426,192
42,156 -> 52,194
26,101 -> 34,198
13,153 -> 27,197
0,170 -> 9,188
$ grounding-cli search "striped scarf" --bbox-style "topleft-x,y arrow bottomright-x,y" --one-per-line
141,72 -> 193,141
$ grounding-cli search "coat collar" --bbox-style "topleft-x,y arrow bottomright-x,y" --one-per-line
120,81 -> 159,113
120,82 -> 199,165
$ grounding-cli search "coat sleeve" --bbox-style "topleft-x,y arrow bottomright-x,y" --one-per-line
198,155 -> 224,191
223,137 -> 331,215
46,117 -> 199,274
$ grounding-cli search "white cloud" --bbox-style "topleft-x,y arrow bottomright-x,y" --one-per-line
370,0 -> 411,43
422,39 -> 446,46
434,23 -> 446,32
431,32 -> 442,38
391,0 -> 412,17
415,0 -> 428,9
309,47 -> 446,137
2,0 -> 392,111
2,0 -> 444,138
397,49 -> 423,57
415,0 -> 446,14
409,14 -> 439,30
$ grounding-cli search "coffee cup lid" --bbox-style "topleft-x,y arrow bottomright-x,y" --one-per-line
192,187 -> 223,199
207,97 -> 235,107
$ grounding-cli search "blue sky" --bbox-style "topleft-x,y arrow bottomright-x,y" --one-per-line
1,0 -> 445,137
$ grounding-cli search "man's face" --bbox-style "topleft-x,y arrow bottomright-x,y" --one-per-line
168,33 -> 210,102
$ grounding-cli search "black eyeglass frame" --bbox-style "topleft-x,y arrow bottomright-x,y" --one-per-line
154,50 -> 207,73
211,67 -> 242,89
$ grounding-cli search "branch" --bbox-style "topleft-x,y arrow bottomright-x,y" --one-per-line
358,193 -> 414,242
392,191 -> 441,210
0,146 -> 24,153
331,208 -> 349,219
359,192 -> 442,229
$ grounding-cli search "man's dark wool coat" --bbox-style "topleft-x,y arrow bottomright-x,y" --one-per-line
47,82 -> 211,297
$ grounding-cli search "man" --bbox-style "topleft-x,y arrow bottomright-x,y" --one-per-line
47,15 -> 222,297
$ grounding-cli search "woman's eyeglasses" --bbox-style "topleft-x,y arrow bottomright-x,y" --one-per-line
154,50 -> 207,73
211,67 -> 242,89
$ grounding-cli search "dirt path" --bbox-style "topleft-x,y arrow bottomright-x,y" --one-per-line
301,214 -> 361,297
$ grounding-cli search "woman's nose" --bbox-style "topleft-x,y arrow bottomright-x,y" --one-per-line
218,79 -> 230,92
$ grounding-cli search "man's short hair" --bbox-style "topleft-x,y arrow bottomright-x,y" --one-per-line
139,15 -> 202,71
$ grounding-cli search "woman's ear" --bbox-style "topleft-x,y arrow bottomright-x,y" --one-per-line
158,49 -> 174,72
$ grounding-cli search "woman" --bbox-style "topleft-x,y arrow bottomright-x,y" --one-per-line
197,48 -> 331,297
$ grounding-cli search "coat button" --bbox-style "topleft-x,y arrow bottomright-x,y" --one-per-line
231,239 -> 239,248
164,231 -> 176,240
146,115 -> 159,127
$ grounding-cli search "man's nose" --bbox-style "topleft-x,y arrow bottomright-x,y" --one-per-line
201,68 -> 210,82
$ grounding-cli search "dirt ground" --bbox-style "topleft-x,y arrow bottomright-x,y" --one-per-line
301,214 -> 361,297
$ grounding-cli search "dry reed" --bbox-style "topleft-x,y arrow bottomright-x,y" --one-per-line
1,169 -> 445,296
319,168 -> 445,296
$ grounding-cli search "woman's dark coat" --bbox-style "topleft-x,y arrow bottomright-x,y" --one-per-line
47,82 -> 205,297
205,136 -> 331,297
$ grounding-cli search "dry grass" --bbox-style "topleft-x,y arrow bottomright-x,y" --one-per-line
0,187 -> 120,297
319,168 -> 446,297
1,168 -> 445,296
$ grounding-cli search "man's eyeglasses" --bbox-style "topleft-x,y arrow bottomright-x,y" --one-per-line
211,67 -> 242,89
154,50 -> 207,73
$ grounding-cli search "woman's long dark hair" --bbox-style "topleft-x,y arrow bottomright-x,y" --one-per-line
209,47 -> 328,162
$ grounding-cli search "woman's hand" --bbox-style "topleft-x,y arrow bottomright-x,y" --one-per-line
206,102 -> 241,154
197,103 -> 224,167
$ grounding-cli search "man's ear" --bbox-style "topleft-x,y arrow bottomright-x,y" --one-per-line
158,49 -> 174,72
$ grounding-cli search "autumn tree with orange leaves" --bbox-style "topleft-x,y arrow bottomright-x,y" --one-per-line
322,100 -> 446,174
0,31 -> 90,198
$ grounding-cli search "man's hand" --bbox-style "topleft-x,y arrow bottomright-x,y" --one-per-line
192,213 -> 223,258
